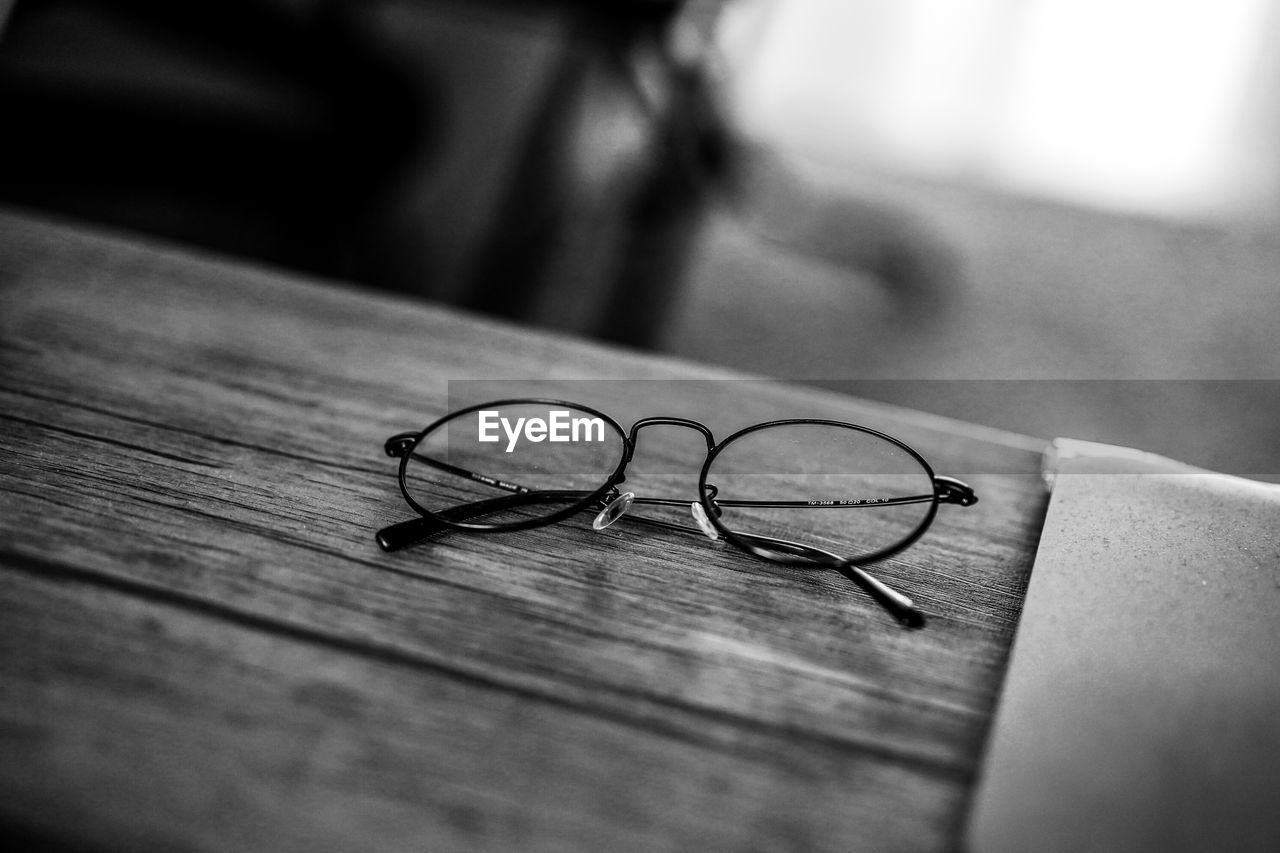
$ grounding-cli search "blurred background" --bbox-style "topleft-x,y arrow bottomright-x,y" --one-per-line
1,0 -> 1277,478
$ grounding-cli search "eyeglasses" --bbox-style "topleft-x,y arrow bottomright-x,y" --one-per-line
376,398 -> 977,626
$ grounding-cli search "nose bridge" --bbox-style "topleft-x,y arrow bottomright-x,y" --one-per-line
625,417 -> 716,463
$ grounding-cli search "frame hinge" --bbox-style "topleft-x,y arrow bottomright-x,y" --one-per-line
934,476 -> 978,506
383,432 -> 419,458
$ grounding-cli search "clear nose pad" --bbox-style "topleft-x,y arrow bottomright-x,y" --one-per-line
592,492 -> 635,530
689,501 -> 720,540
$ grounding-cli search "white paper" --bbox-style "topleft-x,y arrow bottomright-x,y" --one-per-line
966,439 -> 1280,853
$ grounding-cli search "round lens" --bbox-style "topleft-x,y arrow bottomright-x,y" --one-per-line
403,401 -> 626,529
703,422 -> 937,563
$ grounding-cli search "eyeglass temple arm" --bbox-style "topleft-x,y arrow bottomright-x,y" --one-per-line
387,437 -> 976,508
386,435 -> 536,495
722,531 -> 924,627
377,472 -> 973,558
606,508 -> 923,628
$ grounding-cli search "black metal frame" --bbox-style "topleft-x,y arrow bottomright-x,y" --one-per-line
376,398 -> 978,626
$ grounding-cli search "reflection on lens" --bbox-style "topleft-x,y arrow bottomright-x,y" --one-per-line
403,402 -> 625,529
705,422 -> 936,562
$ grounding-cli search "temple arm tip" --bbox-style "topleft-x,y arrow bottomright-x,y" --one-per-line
839,563 -> 927,629
895,604 -> 926,629
376,517 -> 443,552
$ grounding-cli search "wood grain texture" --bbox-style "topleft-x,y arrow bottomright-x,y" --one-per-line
0,208 -> 1049,852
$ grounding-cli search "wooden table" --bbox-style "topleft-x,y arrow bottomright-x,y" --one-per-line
0,208 -> 1049,852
